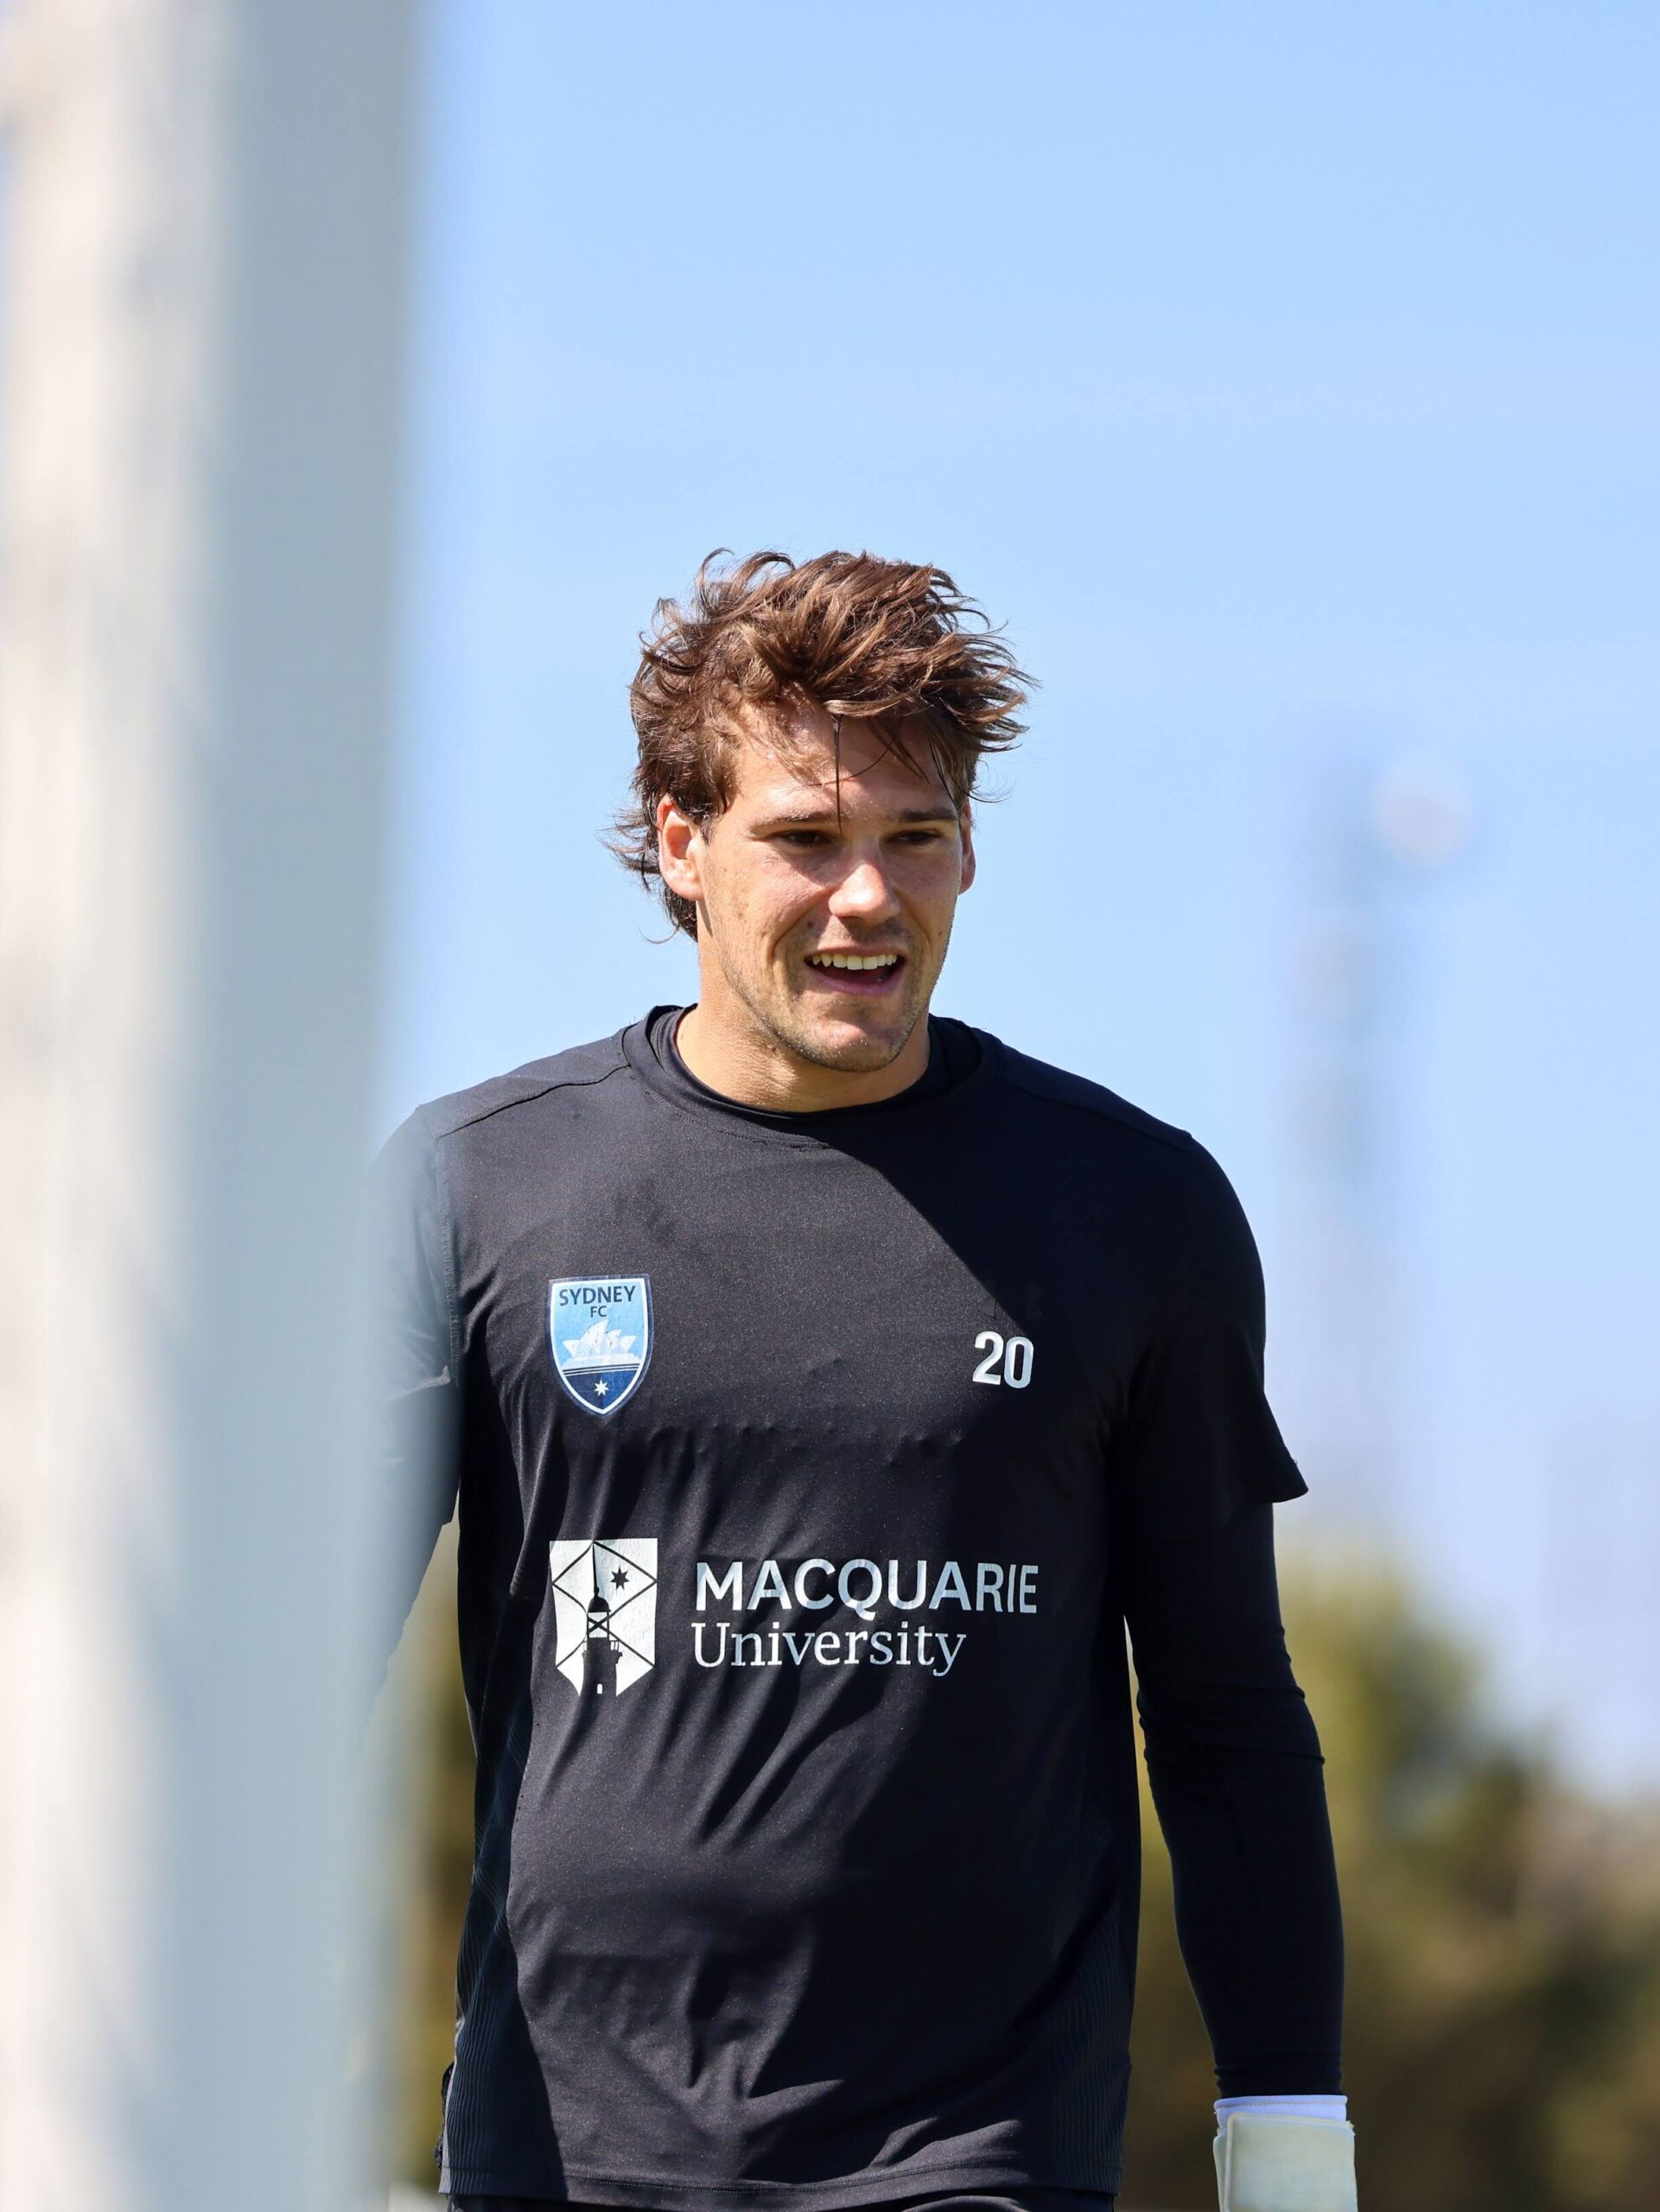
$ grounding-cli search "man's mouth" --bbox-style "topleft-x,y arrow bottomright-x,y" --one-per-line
802,948 -> 906,995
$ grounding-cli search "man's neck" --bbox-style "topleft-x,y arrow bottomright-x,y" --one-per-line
673,1001 -> 932,1113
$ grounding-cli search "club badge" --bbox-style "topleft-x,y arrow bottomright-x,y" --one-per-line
548,1274 -> 652,1415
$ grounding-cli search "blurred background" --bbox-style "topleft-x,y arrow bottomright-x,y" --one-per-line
2,3 -> 1655,2209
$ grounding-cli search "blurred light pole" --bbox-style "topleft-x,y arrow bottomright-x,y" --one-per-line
0,3 -> 417,2207
1282,746 -> 1473,1532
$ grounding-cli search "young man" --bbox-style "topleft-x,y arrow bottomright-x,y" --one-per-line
379,553 -> 1357,2212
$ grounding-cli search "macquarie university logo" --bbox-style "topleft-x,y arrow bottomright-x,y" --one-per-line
550,1538 -> 658,1699
548,1275 -> 652,1414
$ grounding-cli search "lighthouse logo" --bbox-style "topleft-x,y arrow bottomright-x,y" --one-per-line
548,1276 -> 652,1415
550,1537 -> 658,1699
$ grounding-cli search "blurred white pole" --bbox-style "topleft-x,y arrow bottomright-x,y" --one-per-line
0,4 -> 417,2209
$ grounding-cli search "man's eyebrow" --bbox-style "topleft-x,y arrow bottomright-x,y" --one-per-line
752,804 -> 961,831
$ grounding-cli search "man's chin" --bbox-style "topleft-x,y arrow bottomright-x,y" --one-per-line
778,1007 -> 920,1076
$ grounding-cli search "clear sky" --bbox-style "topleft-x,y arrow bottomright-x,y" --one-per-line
387,1 -> 1659,1783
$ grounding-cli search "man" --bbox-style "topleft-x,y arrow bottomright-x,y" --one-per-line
379,551 -> 1357,2212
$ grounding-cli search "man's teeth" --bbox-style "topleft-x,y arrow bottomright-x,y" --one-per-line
807,952 -> 900,971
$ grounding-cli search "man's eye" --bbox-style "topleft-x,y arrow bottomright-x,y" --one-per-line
778,830 -> 831,849
894,830 -> 944,847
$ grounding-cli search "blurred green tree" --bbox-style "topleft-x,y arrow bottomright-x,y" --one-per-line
385,1538 -> 1660,2211
1122,1552 -> 1660,2212
382,1526 -> 474,2190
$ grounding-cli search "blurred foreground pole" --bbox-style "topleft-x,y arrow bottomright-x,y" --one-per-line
0,3 -> 416,2208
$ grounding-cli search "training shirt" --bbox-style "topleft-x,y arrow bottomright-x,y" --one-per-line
377,1008 -> 1340,2209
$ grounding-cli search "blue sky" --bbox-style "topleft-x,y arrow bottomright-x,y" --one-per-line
387,2 -> 1659,1782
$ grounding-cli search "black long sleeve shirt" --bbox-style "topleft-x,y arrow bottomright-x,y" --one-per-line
375,1009 -> 1342,2208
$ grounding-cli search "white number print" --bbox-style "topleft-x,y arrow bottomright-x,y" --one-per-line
970,1329 -> 1034,1389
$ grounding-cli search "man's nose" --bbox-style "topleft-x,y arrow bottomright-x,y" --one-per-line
828,856 -> 899,919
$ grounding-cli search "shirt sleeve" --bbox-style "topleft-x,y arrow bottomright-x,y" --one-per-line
1125,1503 -> 1345,2095
1116,1140 -> 1307,1545
369,1109 -> 462,1669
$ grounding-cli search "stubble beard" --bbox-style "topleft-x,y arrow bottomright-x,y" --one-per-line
766,995 -> 925,1074
734,947 -> 933,1077
696,893 -> 950,1081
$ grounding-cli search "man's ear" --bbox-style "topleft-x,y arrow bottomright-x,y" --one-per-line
958,805 -> 976,893
657,796 -> 704,906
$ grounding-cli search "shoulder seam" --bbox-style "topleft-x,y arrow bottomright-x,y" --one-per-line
429,1052 -> 631,1141
993,1052 -> 1197,1158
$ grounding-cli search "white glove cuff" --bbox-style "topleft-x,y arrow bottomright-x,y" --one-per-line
1215,2094 -> 1347,2126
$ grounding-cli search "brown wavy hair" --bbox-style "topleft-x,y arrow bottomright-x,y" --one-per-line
614,549 -> 1033,936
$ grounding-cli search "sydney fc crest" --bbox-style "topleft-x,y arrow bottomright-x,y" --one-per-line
548,1275 -> 652,1415
550,1537 -> 658,1697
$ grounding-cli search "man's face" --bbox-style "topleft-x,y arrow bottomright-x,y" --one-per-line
659,707 -> 976,1077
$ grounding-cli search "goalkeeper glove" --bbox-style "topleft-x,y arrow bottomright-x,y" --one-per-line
1213,2109 -> 1358,2212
